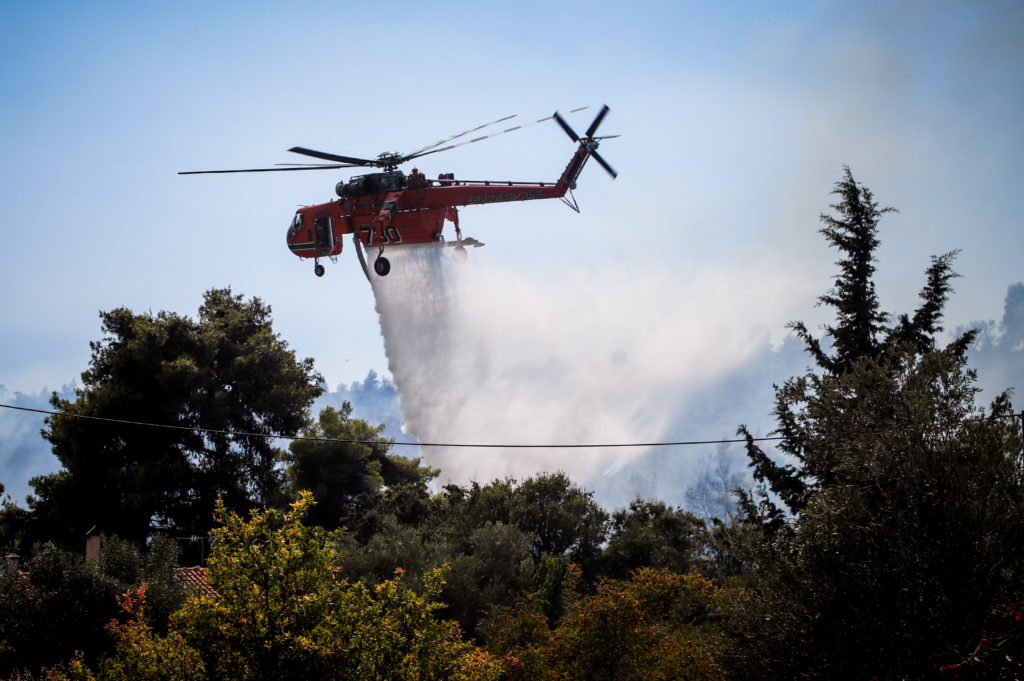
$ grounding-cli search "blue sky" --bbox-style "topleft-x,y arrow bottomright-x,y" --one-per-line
2,1 -> 1022,507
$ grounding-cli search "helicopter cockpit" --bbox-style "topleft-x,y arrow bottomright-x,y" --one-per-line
286,211 -> 334,252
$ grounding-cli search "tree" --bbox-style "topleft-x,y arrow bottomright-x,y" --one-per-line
55,585 -> 206,681
0,541 -> 124,676
788,166 -> 894,377
286,403 -> 438,536
508,473 -> 609,577
0,486 -> 30,555
0,535 -> 184,677
285,403 -> 391,529
438,521 -> 537,637
721,168 -> 1024,679
336,474 -> 608,640
431,474 -> 608,566
338,486 -> 539,640
25,288 -> 322,548
601,499 -> 707,579
54,493 -> 502,681
484,568 -> 724,681
738,168 -> 964,524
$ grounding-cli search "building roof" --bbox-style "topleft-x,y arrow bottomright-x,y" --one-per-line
174,566 -> 220,599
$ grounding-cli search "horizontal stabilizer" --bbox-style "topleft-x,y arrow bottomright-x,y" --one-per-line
449,237 -> 486,248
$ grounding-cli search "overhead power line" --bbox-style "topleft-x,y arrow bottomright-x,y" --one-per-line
0,402 -> 782,450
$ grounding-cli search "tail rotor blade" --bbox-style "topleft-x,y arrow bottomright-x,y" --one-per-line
591,150 -> 617,179
585,105 -> 610,138
553,111 -> 580,142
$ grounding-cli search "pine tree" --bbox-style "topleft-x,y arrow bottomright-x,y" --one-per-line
738,167 -> 963,520
721,168 -> 1024,679
24,289 -> 322,549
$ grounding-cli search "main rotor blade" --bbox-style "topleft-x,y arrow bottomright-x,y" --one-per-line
406,106 -> 590,162
585,104 -> 610,138
553,111 -> 580,142
178,165 -> 352,175
591,150 -> 617,179
403,113 -> 518,159
288,147 -> 376,166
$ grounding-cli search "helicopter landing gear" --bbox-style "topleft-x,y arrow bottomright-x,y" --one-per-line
373,241 -> 391,277
314,262 -> 325,277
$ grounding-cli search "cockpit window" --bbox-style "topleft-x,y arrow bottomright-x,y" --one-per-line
290,213 -> 303,235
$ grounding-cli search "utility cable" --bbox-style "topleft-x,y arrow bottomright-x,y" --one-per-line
6,402 -> 1017,450
0,402 -> 782,450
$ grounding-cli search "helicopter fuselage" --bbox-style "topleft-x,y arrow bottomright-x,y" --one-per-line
284,139 -> 595,265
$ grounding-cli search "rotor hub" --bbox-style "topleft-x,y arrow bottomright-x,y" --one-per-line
376,152 -> 404,170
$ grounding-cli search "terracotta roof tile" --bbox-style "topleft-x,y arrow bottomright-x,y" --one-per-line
174,566 -> 220,599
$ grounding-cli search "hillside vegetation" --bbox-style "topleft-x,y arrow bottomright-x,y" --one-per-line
2,168 -> 1022,680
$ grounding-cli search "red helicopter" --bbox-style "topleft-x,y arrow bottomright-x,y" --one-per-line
180,105 -> 617,277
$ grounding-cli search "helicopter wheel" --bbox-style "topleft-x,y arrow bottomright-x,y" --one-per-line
452,245 -> 468,262
373,257 -> 391,277
314,263 -> 325,277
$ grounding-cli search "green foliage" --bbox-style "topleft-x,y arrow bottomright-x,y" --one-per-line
339,512 -> 539,639
97,586 -> 206,681
485,568 -> 723,681
16,166 -> 1022,677
727,349 -> 1024,677
432,480 -> 517,545
27,289 -> 322,548
171,492 -> 349,679
0,542 -> 121,676
334,513 -> 441,587
139,536 -> 189,634
336,473 -> 610,640
0,536 -> 185,678
439,521 -> 537,636
510,473 -> 609,573
601,498 -> 707,579
483,553 -> 581,631
285,403 -> 388,528
789,165 -> 894,377
430,473 -> 609,567
724,168 -> 1024,679
744,169 -> 966,524
0,494 -> 30,556
68,492 -> 502,681
286,403 -> 437,535
429,473 -> 609,579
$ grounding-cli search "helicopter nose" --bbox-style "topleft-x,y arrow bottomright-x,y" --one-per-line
286,222 -> 300,254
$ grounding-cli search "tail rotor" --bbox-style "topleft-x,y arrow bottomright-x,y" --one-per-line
554,104 -> 618,179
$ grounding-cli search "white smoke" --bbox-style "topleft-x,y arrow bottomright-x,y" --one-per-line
0,384 -> 74,504
366,239 -> 814,494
